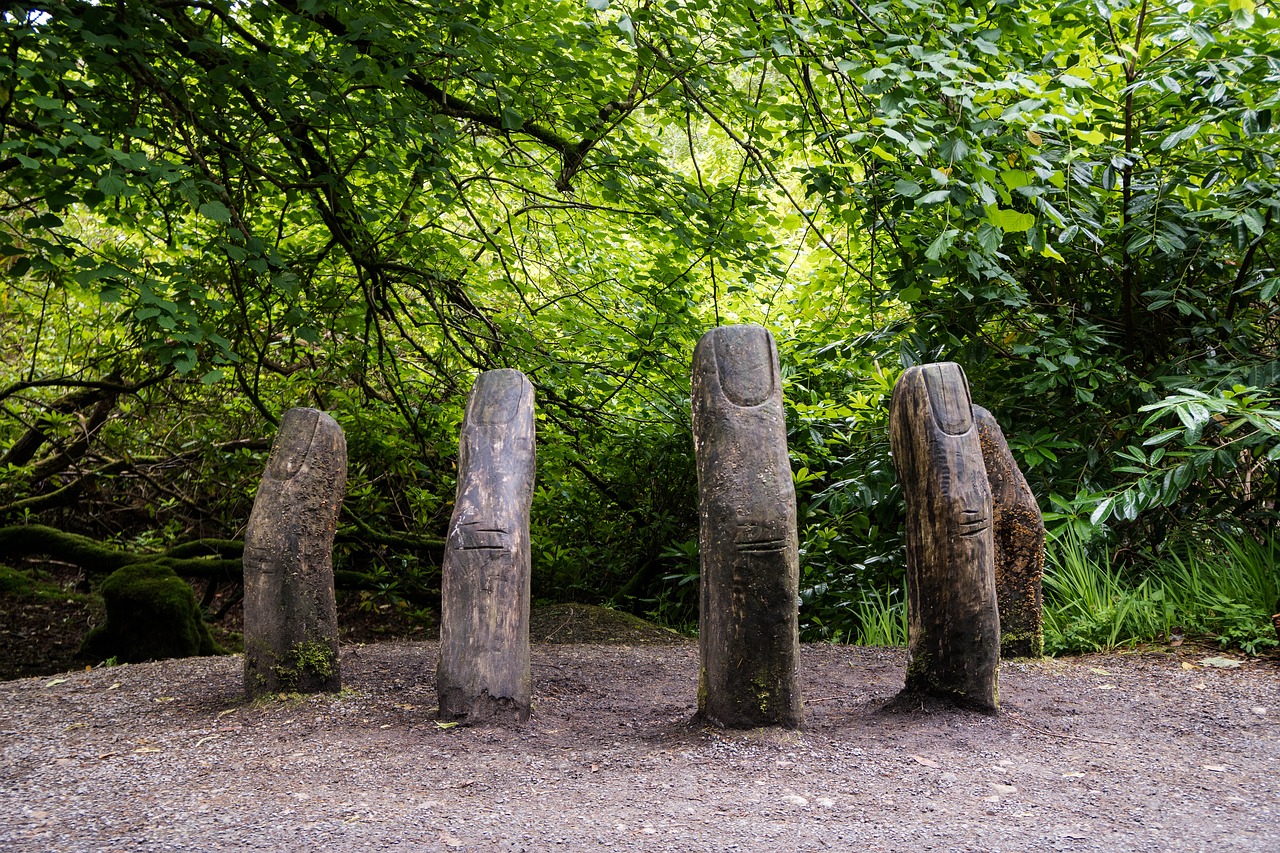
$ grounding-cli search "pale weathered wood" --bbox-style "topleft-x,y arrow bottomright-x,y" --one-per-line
692,325 -> 802,729
889,362 -> 999,711
243,407 -> 347,698
436,369 -> 535,723
975,405 -> 1046,658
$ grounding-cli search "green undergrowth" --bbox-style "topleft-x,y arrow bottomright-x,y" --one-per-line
0,562 -> 97,605
851,586 -> 909,647
0,563 -> 31,596
1044,533 -> 1278,656
843,532 -> 1278,657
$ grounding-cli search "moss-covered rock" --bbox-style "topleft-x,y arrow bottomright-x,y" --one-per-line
80,562 -> 223,663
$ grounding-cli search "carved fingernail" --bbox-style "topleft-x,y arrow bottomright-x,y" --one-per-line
265,407 -> 322,480
471,369 -> 526,425
922,362 -> 973,435
713,325 -> 775,407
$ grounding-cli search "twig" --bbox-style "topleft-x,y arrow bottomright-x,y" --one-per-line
1003,712 -> 1118,746
531,661 -> 565,671
543,609 -> 578,643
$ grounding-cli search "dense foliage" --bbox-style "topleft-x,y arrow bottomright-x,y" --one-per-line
1,0 -> 1276,642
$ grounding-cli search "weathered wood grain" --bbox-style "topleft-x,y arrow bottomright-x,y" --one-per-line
436,369 -> 536,723
889,362 -> 999,712
243,407 -> 346,698
975,405 -> 1046,658
692,325 -> 802,729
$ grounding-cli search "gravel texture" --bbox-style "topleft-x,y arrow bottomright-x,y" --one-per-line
2,641 -> 1277,851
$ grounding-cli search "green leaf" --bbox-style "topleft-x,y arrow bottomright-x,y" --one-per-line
97,173 -> 129,197
1160,123 -> 1203,151
869,144 -> 896,162
925,228 -> 959,261
1173,464 -> 1193,489
198,201 -> 231,223
893,179 -> 921,199
616,14 -> 635,44
1230,0 -> 1255,27
976,222 -> 1001,253
1090,496 -> 1113,526
999,170 -> 1031,190
73,263 -> 127,286
992,208 -> 1035,233
109,149 -> 150,171
500,106 -> 524,131
1143,428 -> 1183,446
1239,209 -> 1264,237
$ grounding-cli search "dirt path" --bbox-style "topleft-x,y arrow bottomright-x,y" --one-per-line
2,641 -> 1277,851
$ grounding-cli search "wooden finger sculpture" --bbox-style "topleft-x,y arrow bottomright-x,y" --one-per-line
436,369 -> 536,723
692,325 -> 802,729
243,407 -> 347,698
889,363 -> 999,711
974,405 -> 1046,658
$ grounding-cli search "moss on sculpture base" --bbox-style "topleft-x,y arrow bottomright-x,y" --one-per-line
898,646 -> 1000,714
271,641 -> 338,691
1000,628 -> 1045,658
245,637 -> 340,696
80,563 -> 223,663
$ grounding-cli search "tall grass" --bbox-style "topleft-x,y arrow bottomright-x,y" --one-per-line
1043,532 -> 1279,655
1042,535 -> 1173,654
1160,534 -> 1280,655
849,532 -> 1278,655
852,586 -> 909,646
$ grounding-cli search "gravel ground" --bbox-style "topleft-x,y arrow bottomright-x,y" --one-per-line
2,641 -> 1277,852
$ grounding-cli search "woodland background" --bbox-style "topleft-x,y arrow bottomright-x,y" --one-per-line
1,0 -> 1277,658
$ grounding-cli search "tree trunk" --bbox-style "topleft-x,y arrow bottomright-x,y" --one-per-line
436,369 -> 535,723
889,362 -> 999,712
242,408 -> 346,698
974,406 -> 1046,658
692,325 -> 802,729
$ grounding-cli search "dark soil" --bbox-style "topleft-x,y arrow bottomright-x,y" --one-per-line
3,565 -> 1279,851
2,637 -> 1279,850
0,563 -> 103,680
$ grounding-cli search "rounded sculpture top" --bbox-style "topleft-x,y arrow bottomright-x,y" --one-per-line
469,369 -> 530,426
264,408 -> 341,481
703,324 -> 777,407
921,362 -> 974,436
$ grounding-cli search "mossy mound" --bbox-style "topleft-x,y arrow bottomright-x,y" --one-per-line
81,563 -> 224,663
0,563 -> 32,596
530,603 -> 689,645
